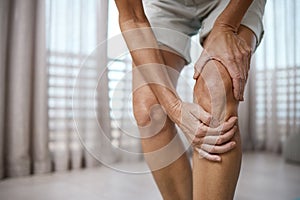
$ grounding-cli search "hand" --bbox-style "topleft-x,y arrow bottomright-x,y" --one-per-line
193,116 -> 238,162
167,100 -> 211,140
167,100 -> 237,162
193,24 -> 252,101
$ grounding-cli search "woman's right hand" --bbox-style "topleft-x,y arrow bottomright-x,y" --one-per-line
167,100 -> 238,162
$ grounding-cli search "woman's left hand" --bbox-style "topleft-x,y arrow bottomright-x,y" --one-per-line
193,24 -> 252,101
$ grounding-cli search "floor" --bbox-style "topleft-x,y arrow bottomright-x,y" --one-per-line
0,153 -> 299,200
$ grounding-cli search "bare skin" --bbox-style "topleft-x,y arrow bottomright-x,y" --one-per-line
132,25 -> 255,200
114,0 -> 258,199
193,25 -> 256,200
133,49 -> 192,200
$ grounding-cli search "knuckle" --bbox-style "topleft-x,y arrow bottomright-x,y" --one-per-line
197,131 -> 204,138
235,53 -> 243,61
233,125 -> 238,132
192,137 -> 199,144
209,146 -> 215,153
200,124 -> 206,132
217,137 -> 223,144
224,53 -> 234,61
192,138 -> 196,144
230,69 -> 241,78
243,50 -> 250,57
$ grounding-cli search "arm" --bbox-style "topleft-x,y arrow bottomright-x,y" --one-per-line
115,0 -> 180,111
194,0 -> 254,101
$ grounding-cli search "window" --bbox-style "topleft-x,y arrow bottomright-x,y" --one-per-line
253,0 -> 300,151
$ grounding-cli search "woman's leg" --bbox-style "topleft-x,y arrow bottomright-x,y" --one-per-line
133,47 -> 192,200
192,25 -> 256,200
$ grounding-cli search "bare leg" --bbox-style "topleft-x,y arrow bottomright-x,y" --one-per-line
133,47 -> 192,200
192,26 -> 256,200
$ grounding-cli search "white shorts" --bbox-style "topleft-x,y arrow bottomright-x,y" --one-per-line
143,0 -> 266,63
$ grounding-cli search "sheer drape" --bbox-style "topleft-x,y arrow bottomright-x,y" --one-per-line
0,0 -> 113,179
0,0 -> 50,178
250,0 -> 300,152
46,0 -> 114,170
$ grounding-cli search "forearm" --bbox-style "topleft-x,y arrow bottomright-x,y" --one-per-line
215,0 -> 254,31
115,0 -> 180,111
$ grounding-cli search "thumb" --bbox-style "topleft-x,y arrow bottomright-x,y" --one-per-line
193,51 -> 210,79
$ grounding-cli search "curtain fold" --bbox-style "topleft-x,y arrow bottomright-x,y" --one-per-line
0,0 -> 10,179
47,0 -> 114,171
251,0 -> 300,153
0,0 -> 126,179
95,0 -> 116,164
0,0 -> 50,178
32,0 -> 51,174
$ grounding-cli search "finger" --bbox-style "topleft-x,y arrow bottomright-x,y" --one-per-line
222,59 -> 241,101
196,116 -> 238,137
238,52 -> 247,81
238,41 -> 250,80
189,103 -> 211,125
196,148 -> 221,162
239,37 -> 252,56
220,41 -> 243,101
200,141 -> 236,154
215,125 -> 237,144
198,125 -> 237,145
239,78 -> 246,101
233,41 -> 247,81
235,39 -> 249,80
239,38 -> 252,80
232,78 -> 241,100
193,50 -> 210,79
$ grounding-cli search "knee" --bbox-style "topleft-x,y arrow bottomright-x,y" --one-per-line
194,60 -> 238,119
201,60 -> 234,96
132,93 -> 167,128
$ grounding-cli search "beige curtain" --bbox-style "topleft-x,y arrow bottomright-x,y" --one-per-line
0,0 -> 113,179
46,0 -> 114,171
0,0 -> 50,178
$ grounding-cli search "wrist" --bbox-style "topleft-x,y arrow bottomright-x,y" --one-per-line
214,0 -> 254,33
164,98 -> 182,123
213,20 -> 238,33
163,97 -> 182,114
